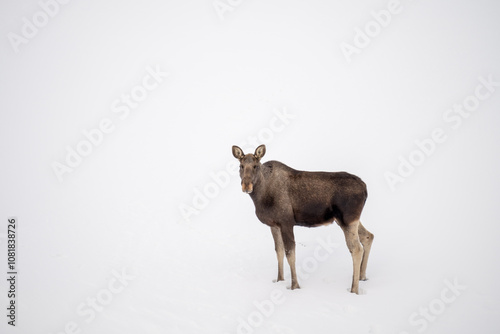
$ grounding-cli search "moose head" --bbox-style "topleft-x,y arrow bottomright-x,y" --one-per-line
232,144 -> 266,194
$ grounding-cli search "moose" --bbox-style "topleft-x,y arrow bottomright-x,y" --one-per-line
232,144 -> 374,294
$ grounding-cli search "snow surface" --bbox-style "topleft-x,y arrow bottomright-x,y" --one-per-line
1,0 -> 500,333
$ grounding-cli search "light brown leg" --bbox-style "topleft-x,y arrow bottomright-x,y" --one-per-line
271,226 -> 285,282
341,220 -> 363,294
358,221 -> 374,281
286,248 -> 300,290
281,225 -> 300,290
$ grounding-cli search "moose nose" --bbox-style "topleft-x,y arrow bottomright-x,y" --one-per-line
242,182 -> 253,194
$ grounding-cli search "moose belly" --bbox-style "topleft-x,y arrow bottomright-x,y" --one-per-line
292,202 -> 338,228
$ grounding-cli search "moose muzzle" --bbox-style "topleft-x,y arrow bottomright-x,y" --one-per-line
241,180 -> 253,194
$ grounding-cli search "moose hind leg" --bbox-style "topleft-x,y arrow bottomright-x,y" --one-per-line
270,226 -> 285,282
341,220 -> 363,294
358,221 -> 374,281
281,225 -> 300,290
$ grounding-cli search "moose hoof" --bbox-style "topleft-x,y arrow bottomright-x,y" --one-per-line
288,283 -> 300,290
348,287 -> 366,295
359,276 -> 368,281
273,278 -> 284,283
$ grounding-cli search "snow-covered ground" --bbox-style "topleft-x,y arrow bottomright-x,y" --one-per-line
1,1 -> 500,333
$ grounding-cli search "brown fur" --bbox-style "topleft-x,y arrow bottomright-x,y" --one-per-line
232,145 -> 374,294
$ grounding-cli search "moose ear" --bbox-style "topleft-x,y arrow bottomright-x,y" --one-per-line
254,145 -> 266,160
232,145 -> 245,160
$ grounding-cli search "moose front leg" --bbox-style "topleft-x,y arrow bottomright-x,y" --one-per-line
270,226 -> 285,282
281,225 -> 300,290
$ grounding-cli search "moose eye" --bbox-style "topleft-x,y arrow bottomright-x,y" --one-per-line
240,165 -> 243,170
253,165 -> 257,169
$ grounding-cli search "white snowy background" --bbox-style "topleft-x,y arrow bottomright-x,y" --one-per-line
1,0 -> 500,333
